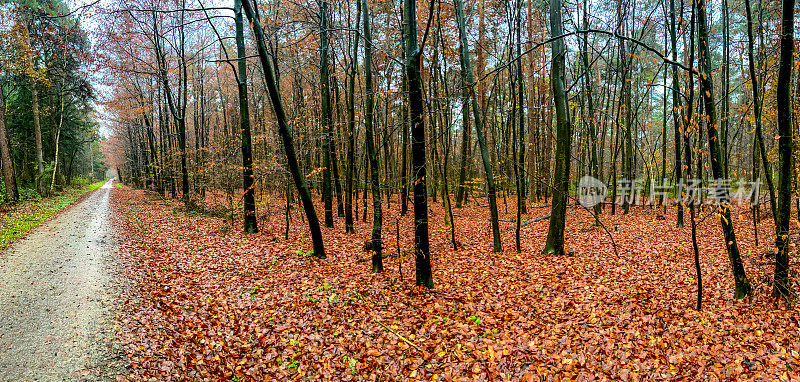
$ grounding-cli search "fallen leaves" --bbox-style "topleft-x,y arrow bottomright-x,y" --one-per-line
111,187 -> 800,380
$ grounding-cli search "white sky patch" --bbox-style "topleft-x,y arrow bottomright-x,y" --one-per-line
65,0 -> 114,137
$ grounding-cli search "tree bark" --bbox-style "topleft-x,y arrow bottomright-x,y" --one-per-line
320,1 -> 334,228
620,11 -> 633,214
744,0 -> 778,224
697,0 -> 751,299
363,0 -> 383,272
405,0 -> 432,287
235,0 -> 258,233
50,94 -> 63,192
684,4 -> 702,309
242,0 -> 326,258
455,87 -> 471,208
454,0 -> 502,253
0,95 -> 18,203
773,0 -> 794,299
32,84 -> 44,195
516,0 -> 527,216
401,44 -> 410,216
344,0 -> 361,234
721,0 -> 730,178
670,0 -> 683,227
582,0 -> 600,224
543,0 -> 571,255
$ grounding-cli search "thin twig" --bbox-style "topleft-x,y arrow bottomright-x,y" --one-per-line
374,319 -> 422,352
500,214 -> 551,233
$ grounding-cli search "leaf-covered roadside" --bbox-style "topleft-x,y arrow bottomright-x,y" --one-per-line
111,186 -> 800,381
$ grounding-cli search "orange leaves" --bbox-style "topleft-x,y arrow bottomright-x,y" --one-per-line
306,167 -> 326,177
0,23 -> 46,83
111,188 -> 800,381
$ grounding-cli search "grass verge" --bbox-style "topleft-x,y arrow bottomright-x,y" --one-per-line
0,181 -> 106,249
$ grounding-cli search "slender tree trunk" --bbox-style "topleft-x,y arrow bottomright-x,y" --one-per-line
620,15 -> 633,214
178,116 -> 189,203
405,0 -> 432,287
235,0 -> 258,233
773,0 -> 794,299
687,98 -> 703,311
455,87 -> 471,208
50,95 -> 64,192
661,27 -> 667,211
511,43 -> 521,251
669,0 -> 683,227
242,0 -> 326,258
744,0 -> 778,224
543,0 -> 571,255
320,1 -> 334,228
0,95 -> 18,202
582,0 -> 600,224
198,70 -> 206,199
516,0 -> 527,216
722,0 -> 730,179
178,6 -> 189,204
454,0 -> 502,252
331,78 -> 345,218
436,27 -> 458,250
363,0 -> 383,272
362,148 -> 368,223
32,84 -> 44,195
684,5 -> 702,309
697,0 -> 751,299
345,0 -> 361,234
401,52 -> 410,216
152,9 -> 189,204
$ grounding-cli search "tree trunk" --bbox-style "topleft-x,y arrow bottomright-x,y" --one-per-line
242,0 -> 326,258
516,0 -> 527,216
454,0 -> 502,253
744,0 -> 778,224
0,95 -> 18,202
582,0 -> 600,224
401,50 -> 410,216
620,13 -> 633,214
235,0 -> 258,233
455,87 -> 471,208
405,0 -> 432,287
345,0 -> 361,234
32,84 -> 44,195
178,118 -> 188,203
50,94 -> 63,192
320,1 -> 334,228
684,4 -> 702,309
697,0 -> 751,299
363,0 -> 383,272
669,0 -> 683,227
721,0 -> 730,179
543,0 -> 571,255
331,77 -> 345,218
773,0 -> 794,299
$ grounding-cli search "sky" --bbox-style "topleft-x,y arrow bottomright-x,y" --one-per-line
66,0 -> 114,136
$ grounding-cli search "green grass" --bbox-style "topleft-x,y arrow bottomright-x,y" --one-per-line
0,181 -> 105,249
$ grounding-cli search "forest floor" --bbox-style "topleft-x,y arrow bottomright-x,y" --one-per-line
0,180 -> 124,381
111,186 -> 800,381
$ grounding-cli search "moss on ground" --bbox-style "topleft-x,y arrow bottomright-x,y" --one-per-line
0,181 -> 105,249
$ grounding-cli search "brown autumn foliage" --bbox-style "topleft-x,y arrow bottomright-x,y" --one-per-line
112,186 -> 800,381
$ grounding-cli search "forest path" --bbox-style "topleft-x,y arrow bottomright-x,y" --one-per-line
0,180 -> 123,381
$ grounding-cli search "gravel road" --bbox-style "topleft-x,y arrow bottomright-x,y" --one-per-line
0,180 -> 122,381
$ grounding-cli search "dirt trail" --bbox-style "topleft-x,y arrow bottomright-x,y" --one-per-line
0,180 -> 122,381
